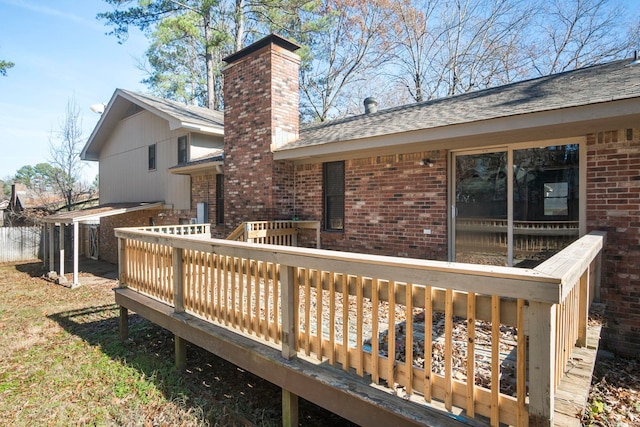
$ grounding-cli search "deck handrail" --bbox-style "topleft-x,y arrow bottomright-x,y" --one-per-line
140,223 -> 211,236
115,227 -> 605,426
226,220 -> 321,248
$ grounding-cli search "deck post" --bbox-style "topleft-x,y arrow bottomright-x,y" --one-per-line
42,223 -> 48,267
117,237 -> 127,288
119,306 -> 129,340
72,221 -> 79,287
282,389 -> 299,427
593,246 -> 603,302
48,224 -> 55,272
59,224 -> 65,278
527,301 -> 556,427
175,335 -> 187,370
280,265 -> 297,359
577,269 -> 589,347
173,247 -> 184,313
173,247 -> 187,369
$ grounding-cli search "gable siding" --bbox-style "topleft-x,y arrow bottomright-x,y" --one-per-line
99,110 -> 190,209
586,127 -> 640,356
190,133 -> 224,160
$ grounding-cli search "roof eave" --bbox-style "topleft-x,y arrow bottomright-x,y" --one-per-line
274,98 -> 640,161
180,122 -> 225,135
169,160 -> 224,175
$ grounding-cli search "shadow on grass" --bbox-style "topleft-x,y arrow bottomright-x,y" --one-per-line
48,304 -> 355,426
13,261 -> 48,278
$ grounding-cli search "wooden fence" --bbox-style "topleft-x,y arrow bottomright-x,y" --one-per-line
115,226 -> 604,426
0,226 -> 43,263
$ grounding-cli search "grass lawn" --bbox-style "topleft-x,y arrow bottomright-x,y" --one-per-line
0,261 -> 351,426
2,261 -> 637,426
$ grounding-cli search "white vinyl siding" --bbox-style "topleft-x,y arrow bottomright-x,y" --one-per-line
99,110 -> 190,209
190,132 -> 224,160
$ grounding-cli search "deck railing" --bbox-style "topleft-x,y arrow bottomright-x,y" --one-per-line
226,220 -> 321,248
140,223 -> 211,236
115,226 -> 605,426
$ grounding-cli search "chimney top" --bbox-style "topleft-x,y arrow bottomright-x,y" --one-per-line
223,34 -> 301,65
364,97 -> 378,114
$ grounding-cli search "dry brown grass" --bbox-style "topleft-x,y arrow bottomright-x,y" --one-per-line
0,261 -> 352,426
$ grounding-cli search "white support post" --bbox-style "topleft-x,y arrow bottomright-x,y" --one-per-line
42,223 -> 48,267
59,224 -> 65,278
72,221 -> 79,287
48,223 -> 55,272
527,301 -> 556,427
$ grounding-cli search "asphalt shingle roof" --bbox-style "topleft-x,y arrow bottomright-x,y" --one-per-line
281,58 -> 640,150
118,89 -> 224,130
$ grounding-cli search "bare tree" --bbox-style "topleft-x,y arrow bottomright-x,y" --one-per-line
387,0 -> 438,103
296,0 -> 393,121
49,96 -> 95,211
529,0 -> 637,75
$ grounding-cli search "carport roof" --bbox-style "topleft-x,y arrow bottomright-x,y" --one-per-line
40,202 -> 164,225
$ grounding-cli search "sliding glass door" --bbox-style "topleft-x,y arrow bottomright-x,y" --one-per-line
454,150 -> 508,266
453,144 -> 580,267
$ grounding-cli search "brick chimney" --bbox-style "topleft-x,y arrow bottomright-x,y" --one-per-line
222,34 -> 301,226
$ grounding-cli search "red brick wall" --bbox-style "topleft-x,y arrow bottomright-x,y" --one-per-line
293,150 -> 448,260
223,40 -> 299,227
587,128 -> 640,356
99,208 -> 196,264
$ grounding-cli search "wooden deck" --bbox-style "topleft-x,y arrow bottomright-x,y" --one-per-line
115,287 -> 482,427
114,225 -> 606,426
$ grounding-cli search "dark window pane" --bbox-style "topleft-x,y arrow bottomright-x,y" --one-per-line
216,174 -> 224,225
148,144 -> 156,170
178,136 -> 188,164
324,162 -> 344,231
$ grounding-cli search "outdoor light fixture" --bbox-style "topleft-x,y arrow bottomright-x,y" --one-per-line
90,103 -> 106,114
420,158 -> 434,167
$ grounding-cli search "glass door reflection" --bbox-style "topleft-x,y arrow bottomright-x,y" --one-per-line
454,151 -> 508,266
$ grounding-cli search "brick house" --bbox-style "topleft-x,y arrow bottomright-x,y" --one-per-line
81,35 -> 639,356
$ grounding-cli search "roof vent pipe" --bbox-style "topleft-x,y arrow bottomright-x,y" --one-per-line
364,97 -> 378,114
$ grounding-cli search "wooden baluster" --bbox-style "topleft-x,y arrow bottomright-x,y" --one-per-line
304,268 -> 311,356
517,299 -> 526,426
316,269 -> 323,361
342,274 -> 349,371
329,272 -> 336,366
467,291 -> 476,417
424,285 -> 432,402
405,282 -> 413,394
445,289 -> 453,411
387,280 -> 395,387
273,263 -> 279,344
491,295 -> 500,426
356,275 -> 364,376
371,278 -> 379,383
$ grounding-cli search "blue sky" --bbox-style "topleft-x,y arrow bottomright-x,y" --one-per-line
0,0 -> 148,184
